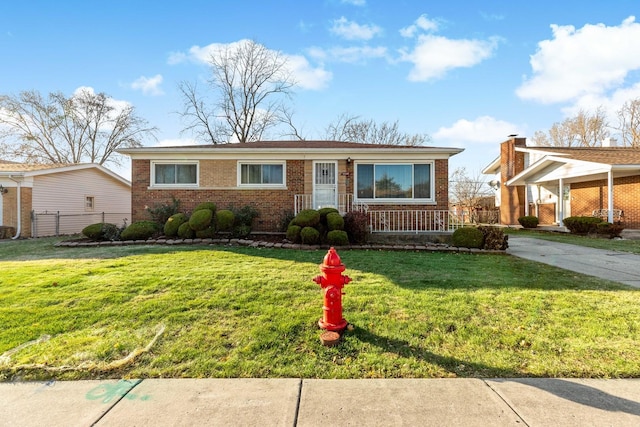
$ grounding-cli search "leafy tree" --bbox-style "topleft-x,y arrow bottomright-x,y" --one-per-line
324,113 -> 430,146
0,88 -> 156,166
179,39 -> 296,143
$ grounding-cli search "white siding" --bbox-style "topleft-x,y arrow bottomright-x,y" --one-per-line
32,168 -> 131,237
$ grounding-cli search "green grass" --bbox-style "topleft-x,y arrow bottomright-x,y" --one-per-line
505,228 -> 640,254
1,237 -> 639,380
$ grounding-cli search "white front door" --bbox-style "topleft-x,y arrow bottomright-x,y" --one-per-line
313,161 -> 337,209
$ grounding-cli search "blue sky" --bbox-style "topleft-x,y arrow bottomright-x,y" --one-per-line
2,1 -> 640,179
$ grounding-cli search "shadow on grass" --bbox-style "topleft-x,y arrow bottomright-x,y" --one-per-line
352,326 -> 522,378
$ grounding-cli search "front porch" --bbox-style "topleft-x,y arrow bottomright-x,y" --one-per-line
294,194 -> 464,233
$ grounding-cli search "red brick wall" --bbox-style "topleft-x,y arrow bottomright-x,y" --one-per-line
538,203 -> 556,225
131,159 -> 305,232
571,176 -> 640,228
499,138 -> 526,225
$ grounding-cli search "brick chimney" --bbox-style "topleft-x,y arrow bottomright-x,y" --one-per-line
499,137 -> 526,225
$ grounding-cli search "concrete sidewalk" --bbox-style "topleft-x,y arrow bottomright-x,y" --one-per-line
507,236 -> 640,288
2,378 -> 640,426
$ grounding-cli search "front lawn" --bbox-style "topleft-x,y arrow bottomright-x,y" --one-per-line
1,238 -> 639,380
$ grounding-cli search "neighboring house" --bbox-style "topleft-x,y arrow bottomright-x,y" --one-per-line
483,137 -> 640,229
0,161 -> 131,238
119,140 -> 464,233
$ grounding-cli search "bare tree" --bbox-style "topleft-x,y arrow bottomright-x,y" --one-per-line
530,130 -> 550,146
180,40 -> 296,143
534,107 -> 609,147
324,113 -> 430,145
0,89 -> 156,167
450,167 -> 494,223
616,98 -> 640,147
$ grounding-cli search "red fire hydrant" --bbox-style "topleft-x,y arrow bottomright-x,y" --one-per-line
313,247 -> 351,332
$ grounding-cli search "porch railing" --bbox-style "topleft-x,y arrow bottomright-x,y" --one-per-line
368,209 -> 464,232
294,194 -> 463,232
294,194 -> 366,215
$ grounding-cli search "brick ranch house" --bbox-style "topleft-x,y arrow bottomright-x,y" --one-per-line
483,137 -> 640,229
119,140 -> 464,233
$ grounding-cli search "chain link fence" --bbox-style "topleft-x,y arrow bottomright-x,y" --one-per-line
31,211 -> 130,238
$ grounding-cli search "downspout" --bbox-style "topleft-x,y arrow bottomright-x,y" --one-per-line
607,169 -> 614,224
9,176 -> 22,239
558,178 -> 564,227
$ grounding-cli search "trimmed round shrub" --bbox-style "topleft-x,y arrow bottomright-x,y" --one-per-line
318,207 -> 339,225
451,227 -> 484,248
563,216 -> 604,234
293,209 -> 320,228
194,202 -> 216,213
216,209 -> 235,231
120,221 -> 159,241
518,215 -> 539,229
286,225 -> 302,243
195,225 -> 216,239
300,226 -> 320,245
327,230 -> 349,246
177,222 -> 195,239
82,223 -> 113,241
164,213 -> 188,237
326,212 -> 345,231
344,211 -> 369,244
189,208 -> 213,231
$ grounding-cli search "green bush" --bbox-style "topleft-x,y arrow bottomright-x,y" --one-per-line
293,209 -> 321,228
563,216 -> 603,234
82,223 -> 119,241
177,222 -> 195,239
194,202 -> 216,213
300,226 -> 320,245
164,213 -> 188,237
120,221 -> 159,241
279,211 -> 296,232
344,211 -> 369,244
478,226 -> 508,250
231,224 -> 252,238
232,205 -> 259,227
518,215 -> 539,229
189,209 -> 213,231
595,222 -> 624,238
195,225 -> 216,239
451,227 -> 484,248
147,196 -> 180,225
327,230 -> 349,246
216,209 -> 235,231
326,212 -> 345,231
318,207 -> 339,225
286,225 -> 302,243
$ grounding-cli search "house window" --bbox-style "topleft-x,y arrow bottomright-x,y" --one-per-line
85,196 -> 95,211
239,162 -> 285,186
152,162 -> 198,186
356,163 -> 432,201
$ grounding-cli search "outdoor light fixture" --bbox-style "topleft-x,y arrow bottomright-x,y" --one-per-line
488,180 -> 500,190
0,184 -> 6,194
346,157 -> 352,164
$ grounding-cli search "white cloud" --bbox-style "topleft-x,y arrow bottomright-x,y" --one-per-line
330,17 -> 382,41
341,0 -> 365,5
434,116 -> 521,144
516,16 -> 640,104
168,39 -> 331,91
400,14 -> 439,38
401,35 -> 500,81
131,74 -> 164,96
285,54 -> 333,90
308,45 -> 387,64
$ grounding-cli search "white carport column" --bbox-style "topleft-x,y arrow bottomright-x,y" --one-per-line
558,178 -> 564,227
608,168 -> 614,223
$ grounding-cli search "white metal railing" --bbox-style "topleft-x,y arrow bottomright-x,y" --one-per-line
294,194 -> 367,215
368,210 -> 464,232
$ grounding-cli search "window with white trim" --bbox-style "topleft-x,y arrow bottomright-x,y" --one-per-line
152,162 -> 198,186
85,196 -> 95,211
356,163 -> 432,201
238,162 -> 285,186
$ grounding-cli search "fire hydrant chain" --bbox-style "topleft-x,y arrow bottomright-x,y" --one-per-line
313,247 -> 351,332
